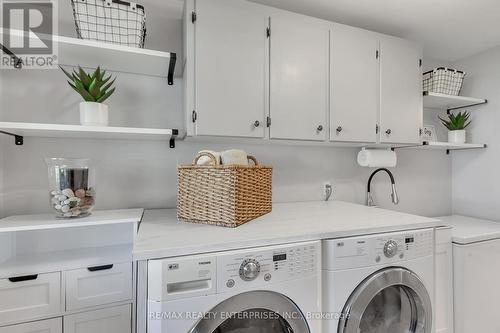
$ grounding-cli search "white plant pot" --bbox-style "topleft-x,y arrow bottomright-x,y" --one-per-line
448,130 -> 466,144
79,102 -> 109,126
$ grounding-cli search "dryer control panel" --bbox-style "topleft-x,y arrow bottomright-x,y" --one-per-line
322,228 -> 434,271
217,241 -> 320,292
148,241 -> 320,301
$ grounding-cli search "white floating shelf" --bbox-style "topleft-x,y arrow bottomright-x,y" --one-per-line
422,141 -> 487,151
0,208 -> 143,233
0,122 -> 179,146
1,29 -> 176,83
395,141 -> 487,154
423,92 -> 487,111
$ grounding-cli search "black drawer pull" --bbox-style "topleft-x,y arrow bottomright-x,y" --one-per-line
9,274 -> 38,282
88,264 -> 114,272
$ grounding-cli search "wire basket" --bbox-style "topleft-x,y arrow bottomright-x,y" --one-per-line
423,67 -> 465,96
71,0 -> 146,48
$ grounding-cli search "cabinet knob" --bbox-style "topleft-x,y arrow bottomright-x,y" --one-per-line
317,125 -> 323,132
336,126 -> 343,133
253,120 -> 260,128
385,129 -> 392,135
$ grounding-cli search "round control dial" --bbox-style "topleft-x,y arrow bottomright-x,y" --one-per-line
239,259 -> 261,281
383,240 -> 399,258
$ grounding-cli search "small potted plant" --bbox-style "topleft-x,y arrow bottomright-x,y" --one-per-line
61,66 -> 116,126
439,111 -> 471,144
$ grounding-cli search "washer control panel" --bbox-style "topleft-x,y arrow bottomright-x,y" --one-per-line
217,241 -> 320,292
323,228 -> 434,271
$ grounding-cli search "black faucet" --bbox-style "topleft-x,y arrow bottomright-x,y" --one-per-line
366,168 -> 399,206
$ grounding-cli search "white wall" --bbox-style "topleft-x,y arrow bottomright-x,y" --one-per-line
0,69 -> 452,218
451,46 -> 500,220
0,137 -> 4,219
0,1 -> 453,219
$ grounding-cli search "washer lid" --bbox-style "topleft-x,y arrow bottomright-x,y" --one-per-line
339,267 -> 432,333
189,290 -> 310,333
439,215 -> 500,244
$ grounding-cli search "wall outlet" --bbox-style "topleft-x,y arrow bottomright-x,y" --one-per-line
323,182 -> 333,201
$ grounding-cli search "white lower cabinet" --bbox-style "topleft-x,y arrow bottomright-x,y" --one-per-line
65,263 -> 132,311
0,272 -> 61,325
63,305 -> 131,333
434,227 -> 453,333
0,318 -> 62,333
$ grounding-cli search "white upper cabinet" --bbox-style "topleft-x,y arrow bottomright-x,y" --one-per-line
379,36 -> 423,144
269,13 -> 329,141
185,0 -> 424,145
330,24 -> 378,143
194,0 -> 268,138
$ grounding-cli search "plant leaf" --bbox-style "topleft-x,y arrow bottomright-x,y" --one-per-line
78,66 -> 91,88
60,66 -> 75,81
100,77 -> 116,95
96,87 -> 115,103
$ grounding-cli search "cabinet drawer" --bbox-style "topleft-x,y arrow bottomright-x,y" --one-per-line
64,304 -> 131,333
0,272 -> 61,325
65,262 -> 132,311
0,317 -> 62,333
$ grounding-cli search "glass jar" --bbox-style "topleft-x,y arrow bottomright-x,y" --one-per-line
45,158 -> 95,218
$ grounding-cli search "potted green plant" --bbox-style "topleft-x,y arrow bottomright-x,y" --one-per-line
438,111 -> 471,144
60,66 -> 116,126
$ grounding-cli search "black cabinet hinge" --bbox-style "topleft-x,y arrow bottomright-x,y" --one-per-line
419,128 -> 423,136
266,27 -> 271,38
419,59 -> 422,67
375,124 -> 379,134
266,116 -> 271,127
192,110 -> 197,123
376,50 -> 379,59
191,11 -> 197,23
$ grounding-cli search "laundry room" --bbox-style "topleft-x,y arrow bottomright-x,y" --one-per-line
0,0 -> 498,332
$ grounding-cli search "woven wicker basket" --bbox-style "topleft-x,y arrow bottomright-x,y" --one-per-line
177,152 -> 272,228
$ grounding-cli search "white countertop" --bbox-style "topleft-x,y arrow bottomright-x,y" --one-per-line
0,209 -> 144,233
438,215 -> 500,245
134,201 -> 440,260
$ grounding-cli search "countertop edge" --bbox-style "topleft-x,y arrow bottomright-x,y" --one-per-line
133,220 -> 441,261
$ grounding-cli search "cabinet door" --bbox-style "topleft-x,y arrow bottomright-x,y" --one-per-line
0,318 -> 62,333
435,227 -> 453,333
194,0 -> 267,138
269,14 -> 329,141
65,262 -> 132,311
330,24 -> 378,143
0,272 -> 61,325
379,36 -> 422,144
64,305 -> 131,333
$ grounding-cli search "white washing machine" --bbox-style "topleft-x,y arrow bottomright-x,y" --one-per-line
147,240 -> 321,333
322,228 -> 435,333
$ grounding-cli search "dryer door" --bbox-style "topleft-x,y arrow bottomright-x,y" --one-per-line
339,267 -> 432,333
189,290 -> 310,333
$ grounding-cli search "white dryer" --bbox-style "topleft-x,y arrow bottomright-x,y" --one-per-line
147,241 -> 321,333
322,228 -> 435,333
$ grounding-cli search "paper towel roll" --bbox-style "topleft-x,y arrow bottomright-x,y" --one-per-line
357,148 -> 397,168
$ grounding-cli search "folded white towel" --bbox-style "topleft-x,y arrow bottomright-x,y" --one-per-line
221,149 -> 249,166
195,150 -> 222,166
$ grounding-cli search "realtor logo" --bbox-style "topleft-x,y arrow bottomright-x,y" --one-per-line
1,0 -> 58,68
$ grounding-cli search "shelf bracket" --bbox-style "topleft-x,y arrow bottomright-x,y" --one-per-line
169,129 -> 179,149
447,99 -> 488,114
0,131 -> 24,145
0,43 -> 23,69
167,53 -> 177,86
